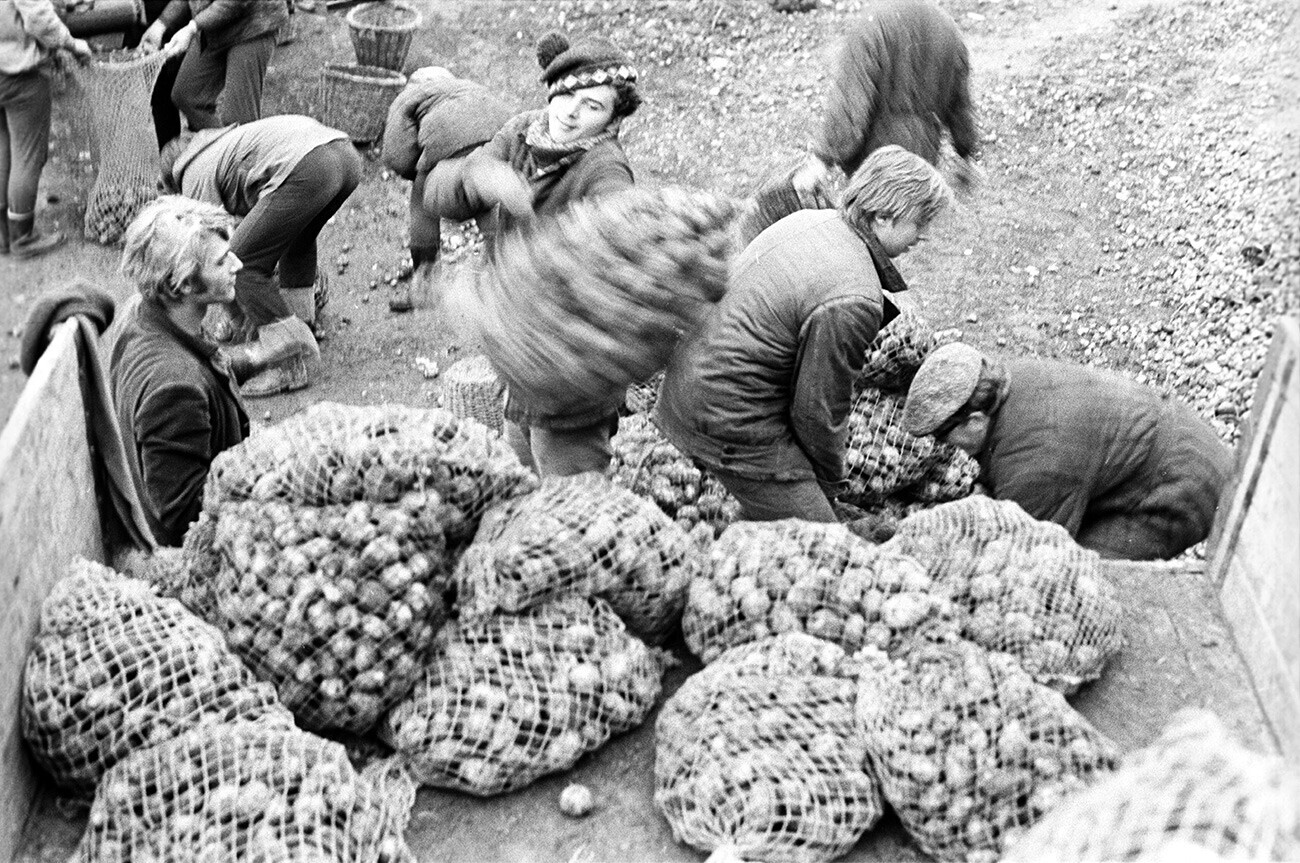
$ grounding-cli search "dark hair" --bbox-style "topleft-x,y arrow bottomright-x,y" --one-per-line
612,83 -> 642,118
962,358 -> 1006,414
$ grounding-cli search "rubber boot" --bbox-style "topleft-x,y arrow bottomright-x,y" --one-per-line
8,212 -> 65,260
224,316 -> 319,372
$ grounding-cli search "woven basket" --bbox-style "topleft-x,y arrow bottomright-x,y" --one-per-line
442,355 -> 506,434
319,63 -> 406,142
346,0 -> 422,71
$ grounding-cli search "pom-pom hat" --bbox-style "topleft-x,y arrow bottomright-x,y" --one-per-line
901,342 -> 985,436
536,31 -> 638,98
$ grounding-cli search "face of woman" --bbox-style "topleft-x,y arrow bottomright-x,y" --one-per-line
547,84 -> 617,144
192,232 -> 242,303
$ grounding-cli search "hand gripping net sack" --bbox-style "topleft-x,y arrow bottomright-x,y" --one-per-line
884,496 -> 1123,692
381,595 -> 666,796
857,310 -> 949,393
208,496 -> 449,733
463,187 -> 739,416
453,473 -> 699,641
844,387 -> 943,505
856,638 -> 1120,863
21,558 -> 290,797
609,412 -> 743,538
655,635 -> 886,863
1002,709 -> 1300,862
682,519 -> 959,664
75,722 -> 415,863
70,50 -> 168,244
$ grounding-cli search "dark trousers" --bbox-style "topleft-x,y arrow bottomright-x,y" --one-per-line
172,32 -> 277,130
0,69 -> 51,218
231,140 -> 363,327
122,1 -> 182,148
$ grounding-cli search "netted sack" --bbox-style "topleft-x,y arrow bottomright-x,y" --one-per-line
858,310 -> 947,392
71,50 -> 168,244
208,496 -> 450,733
204,402 -> 536,531
883,496 -> 1123,691
655,637 -> 884,862
857,638 -> 1120,863
76,722 -> 414,863
440,354 -> 505,434
381,595 -> 665,795
624,370 -> 664,415
609,412 -> 742,537
22,558 -> 290,796
464,187 -> 739,416
453,473 -> 698,641
844,388 -> 942,505
683,520 -> 958,664
1002,709 -> 1300,862
907,445 -> 981,504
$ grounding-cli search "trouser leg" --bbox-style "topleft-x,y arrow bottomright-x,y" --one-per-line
713,470 -> 838,522
216,34 -> 276,126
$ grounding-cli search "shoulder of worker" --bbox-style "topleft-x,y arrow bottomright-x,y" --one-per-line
737,209 -> 882,299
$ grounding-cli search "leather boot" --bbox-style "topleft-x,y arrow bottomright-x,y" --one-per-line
224,317 -> 319,372
241,354 -> 311,399
8,213 -> 65,260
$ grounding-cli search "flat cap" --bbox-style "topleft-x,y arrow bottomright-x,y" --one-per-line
902,342 -> 984,436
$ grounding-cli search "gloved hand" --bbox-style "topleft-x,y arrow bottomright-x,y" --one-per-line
467,159 -> 533,220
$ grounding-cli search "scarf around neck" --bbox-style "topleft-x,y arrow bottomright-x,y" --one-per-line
523,112 -> 621,181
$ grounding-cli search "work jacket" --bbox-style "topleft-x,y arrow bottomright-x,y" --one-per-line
156,0 -> 286,53
381,73 -> 513,181
655,209 -> 904,487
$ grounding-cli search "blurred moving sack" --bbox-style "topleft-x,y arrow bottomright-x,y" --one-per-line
463,188 -> 739,418
75,721 -> 415,863
655,634 -> 888,863
1002,709 -> 1300,862
884,496 -> 1123,692
441,354 -> 506,434
454,473 -> 699,641
683,519 -> 958,664
22,558 -> 290,797
857,638 -> 1120,863
381,596 -> 666,796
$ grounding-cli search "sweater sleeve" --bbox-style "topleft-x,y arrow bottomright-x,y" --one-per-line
790,295 -> 882,489
13,0 -> 75,50
814,25 -> 882,170
134,380 -> 216,546
191,0 -> 249,34
156,0 -> 192,31
381,85 -> 426,180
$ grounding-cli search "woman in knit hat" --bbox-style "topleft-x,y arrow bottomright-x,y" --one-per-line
436,29 -> 641,477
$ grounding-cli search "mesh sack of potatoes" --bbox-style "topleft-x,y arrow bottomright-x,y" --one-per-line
1002,709 -> 1300,862
459,187 -> 739,417
843,387 -> 944,505
453,472 -> 698,641
683,519 -> 959,664
609,412 -> 742,539
75,721 -> 415,863
381,595 -> 665,796
70,50 -> 168,244
655,636 -> 885,862
21,558 -> 291,797
856,637 -> 1120,863
624,370 -> 664,415
207,496 -> 451,733
906,446 -> 981,504
857,310 -> 948,393
882,496 -> 1123,692
203,402 -> 536,529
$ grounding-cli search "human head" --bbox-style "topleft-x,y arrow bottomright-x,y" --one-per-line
839,146 -> 952,256
902,342 -> 1005,455
537,31 -> 640,120
121,196 -> 239,304
409,65 -> 455,86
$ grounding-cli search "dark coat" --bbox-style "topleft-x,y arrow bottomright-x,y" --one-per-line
110,298 -> 248,546
156,0 -> 287,53
381,74 -> 513,181
654,209 -> 904,487
816,0 -> 978,173
981,358 -> 1233,558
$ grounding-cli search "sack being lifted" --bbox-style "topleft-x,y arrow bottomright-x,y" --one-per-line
458,187 -> 739,418
22,558 -> 290,796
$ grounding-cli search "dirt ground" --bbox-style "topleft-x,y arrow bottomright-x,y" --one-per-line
6,0 -> 1296,859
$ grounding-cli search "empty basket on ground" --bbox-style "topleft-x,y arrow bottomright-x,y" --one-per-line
320,63 -> 406,143
346,0 -> 422,71
442,355 -> 505,434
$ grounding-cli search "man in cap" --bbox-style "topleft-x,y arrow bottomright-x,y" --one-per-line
901,343 -> 1234,560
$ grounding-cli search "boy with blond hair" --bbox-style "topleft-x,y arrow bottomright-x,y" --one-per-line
653,145 -> 951,522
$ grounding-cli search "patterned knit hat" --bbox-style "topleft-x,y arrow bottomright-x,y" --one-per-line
537,31 -> 638,98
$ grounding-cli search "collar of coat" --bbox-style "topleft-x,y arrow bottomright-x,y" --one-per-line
840,211 -> 910,296
138,297 -> 225,366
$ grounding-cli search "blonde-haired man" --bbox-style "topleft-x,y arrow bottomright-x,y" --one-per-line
653,145 -> 951,522
111,196 -> 302,545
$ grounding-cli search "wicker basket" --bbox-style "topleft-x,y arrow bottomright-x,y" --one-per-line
441,355 -> 506,434
319,63 -> 406,142
346,0 -> 422,71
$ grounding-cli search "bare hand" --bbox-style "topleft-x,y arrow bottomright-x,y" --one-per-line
163,22 -> 198,57
66,38 -> 93,64
139,20 -> 166,53
790,154 -> 835,210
